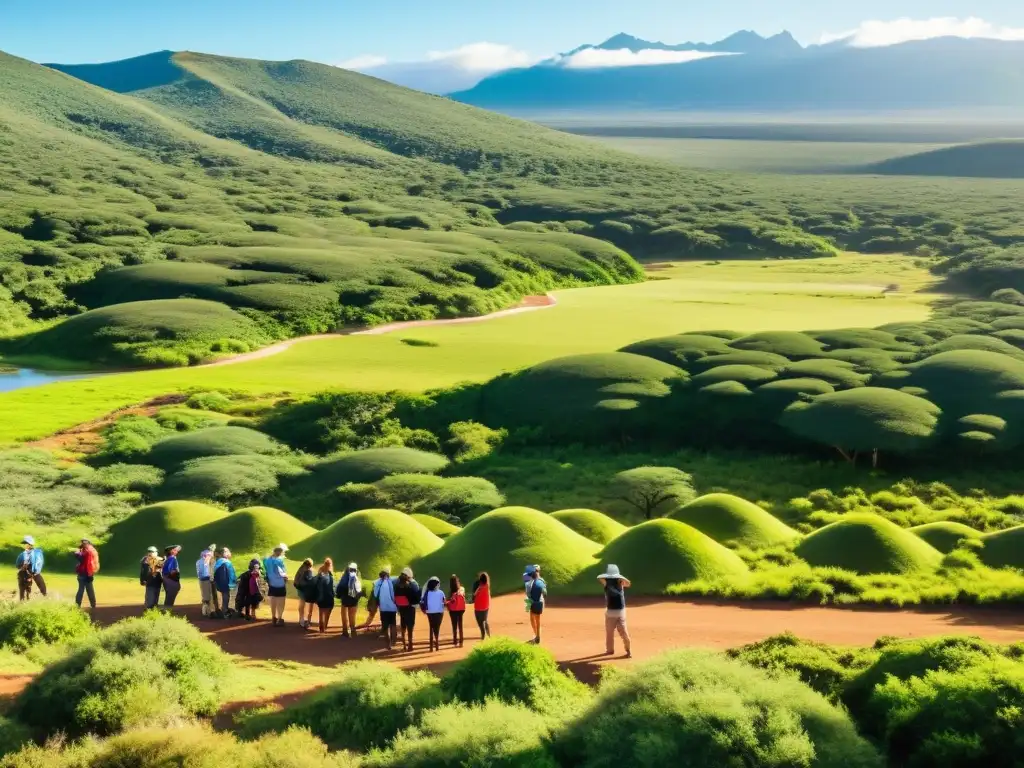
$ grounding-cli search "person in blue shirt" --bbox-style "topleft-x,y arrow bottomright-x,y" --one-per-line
195,549 -> 214,618
15,536 -> 46,600
524,564 -> 547,645
263,543 -> 289,627
371,567 -> 399,650
213,548 -> 238,619
161,545 -> 182,609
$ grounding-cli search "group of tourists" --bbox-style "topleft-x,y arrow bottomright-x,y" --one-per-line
16,535 -> 634,657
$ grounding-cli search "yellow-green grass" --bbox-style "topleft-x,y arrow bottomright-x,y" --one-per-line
669,493 -> 800,548
795,513 -> 944,574
550,509 -> 628,545
909,521 -> 985,553
409,513 -> 461,538
0,255 -> 936,443
294,509 -> 443,576
411,506 -> 601,593
979,525 -> 1024,570
568,519 -> 748,595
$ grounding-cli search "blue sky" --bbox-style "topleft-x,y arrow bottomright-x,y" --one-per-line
3,0 -> 1023,64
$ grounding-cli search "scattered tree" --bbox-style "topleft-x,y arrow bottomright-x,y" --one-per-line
607,466 -> 696,521
336,473 -> 505,523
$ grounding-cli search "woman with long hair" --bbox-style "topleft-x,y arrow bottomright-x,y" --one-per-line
394,567 -> 421,652
313,558 -> 336,633
447,574 -> 466,646
472,571 -> 491,640
293,558 -> 316,629
420,576 -> 446,652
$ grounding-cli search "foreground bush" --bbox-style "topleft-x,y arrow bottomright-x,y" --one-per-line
0,600 -> 93,652
238,660 -> 442,752
12,614 -> 226,738
550,649 -> 882,768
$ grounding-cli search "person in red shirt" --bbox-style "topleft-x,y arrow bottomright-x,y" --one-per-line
447,574 -> 466,646
471,571 -> 491,640
73,539 -> 99,610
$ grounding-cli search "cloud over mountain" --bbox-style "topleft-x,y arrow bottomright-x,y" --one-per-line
822,16 -> 1024,47
559,48 -> 731,69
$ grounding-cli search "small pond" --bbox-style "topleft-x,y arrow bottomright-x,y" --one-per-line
0,368 -> 93,393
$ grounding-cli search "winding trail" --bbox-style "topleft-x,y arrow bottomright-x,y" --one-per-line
199,294 -> 556,369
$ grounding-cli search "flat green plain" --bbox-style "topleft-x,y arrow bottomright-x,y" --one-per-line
0,255 -> 936,443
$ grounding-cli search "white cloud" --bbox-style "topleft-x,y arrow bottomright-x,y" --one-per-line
337,54 -> 388,71
821,17 -> 1024,48
560,48 -> 732,69
424,42 -> 539,72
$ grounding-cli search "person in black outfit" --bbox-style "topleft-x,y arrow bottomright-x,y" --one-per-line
394,567 -> 421,652
598,564 -> 632,658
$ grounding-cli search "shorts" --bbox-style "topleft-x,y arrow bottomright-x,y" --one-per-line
199,579 -> 213,601
529,602 -> 544,615
268,585 -> 287,598
340,596 -> 360,608
380,610 -> 397,628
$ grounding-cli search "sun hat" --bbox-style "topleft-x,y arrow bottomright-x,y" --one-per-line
21,536 -> 34,546
523,564 -> 539,577
380,565 -> 392,576
598,564 -> 626,580
146,546 -> 158,554
347,562 -> 358,570
165,544 -> 181,553
401,566 -> 414,578
274,542 -> 288,553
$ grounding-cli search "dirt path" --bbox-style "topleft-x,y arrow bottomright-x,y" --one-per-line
24,394 -> 187,453
199,294 -> 556,369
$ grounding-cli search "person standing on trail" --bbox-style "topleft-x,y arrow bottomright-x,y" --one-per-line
598,564 -> 632,659
294,558 -> 316,629
140,546 -> 163,610
313,558 -> 335,633
236,558 -> 265,621
73,539 -> 100,611
472,571 -> 491,640
213,548 -> 237,619
394,567 -> 421,652
372,567 -> 398,651
336,562 -> 363,638
16,536 -> 46,601
524,564 -> 546,644
447,575 -> 466,647
161,545 -> 182,609
196,549 -> 215,618
263,544 -> 289,627
420,576 -> 446,652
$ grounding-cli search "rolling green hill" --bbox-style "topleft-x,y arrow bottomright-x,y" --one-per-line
866,141 -> 1024,179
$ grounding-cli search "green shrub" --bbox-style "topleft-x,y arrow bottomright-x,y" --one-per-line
158,454 -> 303,504
0,600 -> 93,652
96,416 -> 168,462
336,474 -> 504,522
551,648 -> 881,768
549,509 -> 627,545
186,390 -> 234,411
794,514 -> 943,574
146,426 -> 284,469
308,447 -> 449,487
12,613 -> 227,738
730,331 -> 825,359
445,421 -> 505,463
669,493 -> 799,548
605,466 -> 696,521
620,334 -> 732,365
0,717 -> 30,758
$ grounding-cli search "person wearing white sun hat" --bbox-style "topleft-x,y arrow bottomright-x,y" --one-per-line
264,544 -> 290,627
336,561 -> 363,638
598,564 -> 632,658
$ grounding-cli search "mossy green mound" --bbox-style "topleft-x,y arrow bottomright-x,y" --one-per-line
146,426 -> 282,469
102,501 -> 228,569
825,348 -> 903,374
692,351 -> 792,371
619,334 -> 731,365
979,526 -> 1024,570
569,519 -> 748,595
756,378 -> 835,408
909,522 -> 984,553
669,493 -> 800,548
410,513 -> 461,538
550,509 -> 628,545
896,350 -> 1024,415
812,328 -> 911,351
310,448 -> 450,487
795,514 -> 943,574
926,334 -> 1024,360
189,506 -> 317,559
778,359 -> 870,389
295,509 -> 443,575
411,506 -> 601,593
691,364 -> 777,387
729,331 -> 824,359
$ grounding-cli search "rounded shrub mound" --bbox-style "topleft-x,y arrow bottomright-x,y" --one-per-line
777,359 -> 870,389
310,447 -> 449,488
551,648 -> 882,768
570,519 -> 748,595
691,350 -> 792,371
295,509 -> 442,576
755,378 -> 835,411
908,521 -> 984,553
190,506 -> 317,559
0,600 -> 93,651
619,334 -> 731,365
926,333 -> 1024,360
146,426 -> 282,469
812,328 -> 910,351
729,330 -> 825,359
825,348 -> 903,374
551,509 -> 628,545
411,506 -> 601,593
669,493 -> 800,548
102,500 -> 228,570
158,454 -> 300,504
896,350 -> 1024,414
691,364 -> 777,387
409,513 -> 461,538
795,514 -> 943,574
13,613 -> 227,739
979,525 -> 1024,569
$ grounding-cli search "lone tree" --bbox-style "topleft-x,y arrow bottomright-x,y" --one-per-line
336,473 -> 505,523
780,387 -> 940,467
608,466 -> 696,521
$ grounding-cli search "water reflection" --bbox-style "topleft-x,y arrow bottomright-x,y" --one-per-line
0,368 -> 92,393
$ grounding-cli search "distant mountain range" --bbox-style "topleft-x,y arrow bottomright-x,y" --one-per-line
455,35 -> 1024,112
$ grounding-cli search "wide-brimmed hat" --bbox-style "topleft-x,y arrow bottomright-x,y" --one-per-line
165,545 -> 181,553
146,546 -> 158,554
598,564 -> 626,580
347,562 -> 358,570
274,542 -> 288,553
401,566 -> 414,578
379,565 -> 392,576
21,536 -> 34,546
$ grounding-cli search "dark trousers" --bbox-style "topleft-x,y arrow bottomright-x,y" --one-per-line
475,609 -> 490,638
76,575 -> 96,609
427,612 -> 444,647
449,609 -> 464,643
162,576 -> 181,607
18,572 -> 46,600
144,581 -> 162,609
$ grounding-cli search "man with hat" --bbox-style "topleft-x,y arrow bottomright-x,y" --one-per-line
263,543 -> 290,627
161,545 -> 182,609
139,546 -> 163,609
336,561 -> 363,638
524,564 -> 546,645
15,535 -> 46,600
598,564 -> 632,658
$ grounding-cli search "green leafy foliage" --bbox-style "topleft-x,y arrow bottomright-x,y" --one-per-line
794,514 -> 944,574
605,466 -> 696,521
0,600 -> 93,651
670,493 -> 800,548
549,509 -> 627,545
336,474 -> 504,523
146,425 -> 284,469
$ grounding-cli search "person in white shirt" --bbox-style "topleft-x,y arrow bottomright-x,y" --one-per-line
420,576 -> 447,652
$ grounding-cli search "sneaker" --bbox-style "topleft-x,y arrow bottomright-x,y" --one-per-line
625,651 -> 633,659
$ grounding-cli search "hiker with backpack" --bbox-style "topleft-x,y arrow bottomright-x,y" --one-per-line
213,548 -> 237,618
294,558 -> 316,629
472,571 -> 491,640
73,539 -> 100,610
236,558 -> 265,621
16,536 -> 46,601
139,546 -> 163,609
336,562 -> 363,638
420,576 -> 446,652
313,558 -> 336,633
372,567 -> 398,651
196,548 -> 215,618
524,564 -> 547,644
598,564 -> 632,659
447,574 -> 466,647
394,567 -> 421,652
263,544 -> 290,627
161,545 -> 182,609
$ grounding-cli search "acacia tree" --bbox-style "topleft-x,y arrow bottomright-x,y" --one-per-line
780,387 -> 940,467
608,466 -> 696,521
336,473 -> 504,523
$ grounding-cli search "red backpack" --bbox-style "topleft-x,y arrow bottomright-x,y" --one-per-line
448,591 -> 466,612
82,546 -> 100,577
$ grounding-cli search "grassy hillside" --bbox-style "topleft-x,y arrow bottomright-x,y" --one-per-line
866,141 -> 1024,179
